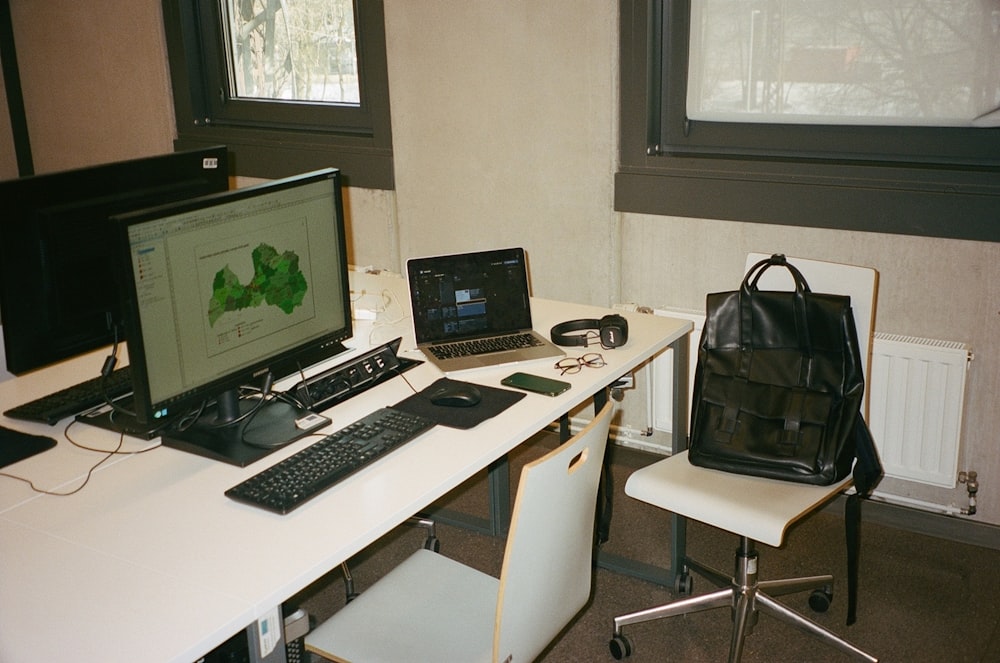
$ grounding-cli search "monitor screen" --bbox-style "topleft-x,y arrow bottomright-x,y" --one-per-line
0,146 -> 229,375
115,168 -> 351,464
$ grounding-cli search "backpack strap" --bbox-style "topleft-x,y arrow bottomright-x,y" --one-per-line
845,415 -> 883,625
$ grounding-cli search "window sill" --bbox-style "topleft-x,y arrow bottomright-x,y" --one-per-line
175,126 -> 393,191
615,155 -> 1000,243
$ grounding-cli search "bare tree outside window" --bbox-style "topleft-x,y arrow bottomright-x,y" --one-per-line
688,0 -> 1000,126
224,0 -> 360,105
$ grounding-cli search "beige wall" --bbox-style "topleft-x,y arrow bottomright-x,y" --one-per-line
382,2 -> 618,307
6,0 -> 999,526
0,55 -> 17,179
9,0 -> 175,174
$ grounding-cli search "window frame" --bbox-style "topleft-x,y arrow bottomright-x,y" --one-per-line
616,0 -> 1000,242
162,0 -> 393,189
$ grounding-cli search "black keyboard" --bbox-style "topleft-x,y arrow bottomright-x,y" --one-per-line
4,366 -> 132,425
225,407 -> 436,514
429,332 -> 542,360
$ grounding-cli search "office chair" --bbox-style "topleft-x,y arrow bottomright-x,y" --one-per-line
609,255 -> 879,663
305,401 -> 615,662
338,515 -> 438,602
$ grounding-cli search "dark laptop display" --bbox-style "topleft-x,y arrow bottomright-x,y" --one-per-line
406,247 -> 563,373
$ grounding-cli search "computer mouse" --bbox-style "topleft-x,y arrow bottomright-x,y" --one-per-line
428,383 -> 483,407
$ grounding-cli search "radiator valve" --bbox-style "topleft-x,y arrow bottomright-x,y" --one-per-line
958,470 -> 978,515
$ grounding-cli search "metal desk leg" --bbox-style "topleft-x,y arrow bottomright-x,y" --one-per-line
669,332 -> 690,585
592,389 -> 614,544
595,331 -> 690,588
486,454 -> 512,536
425,454 -> 511,536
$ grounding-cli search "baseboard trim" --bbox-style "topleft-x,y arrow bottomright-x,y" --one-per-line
823,495 -> 1000,551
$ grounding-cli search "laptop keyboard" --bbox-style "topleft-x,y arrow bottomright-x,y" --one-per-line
428,332 -> 543,360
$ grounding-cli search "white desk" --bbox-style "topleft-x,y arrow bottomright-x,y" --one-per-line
0,285 -> 691,662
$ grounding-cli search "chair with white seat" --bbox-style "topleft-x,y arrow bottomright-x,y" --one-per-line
609,255 -> 879,663
338,515 -> 438,602
305,401 -> 615,663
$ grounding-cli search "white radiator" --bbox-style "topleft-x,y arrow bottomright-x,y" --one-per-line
868,334 -> 972,488
649,309 -> 972,490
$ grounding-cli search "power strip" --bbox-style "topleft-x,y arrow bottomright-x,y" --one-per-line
287,338 -> 420,412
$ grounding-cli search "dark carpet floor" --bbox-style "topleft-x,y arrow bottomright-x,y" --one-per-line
288,433 -> 1000,662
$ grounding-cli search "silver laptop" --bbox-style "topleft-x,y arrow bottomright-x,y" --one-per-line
406,247 -> 564,374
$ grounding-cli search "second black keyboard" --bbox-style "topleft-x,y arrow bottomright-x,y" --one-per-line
4,366 -> 132,425
224,406 -> 436,514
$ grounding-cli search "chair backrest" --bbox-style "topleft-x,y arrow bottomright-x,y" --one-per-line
492,401 -> 614,663
745,253 -> 878,414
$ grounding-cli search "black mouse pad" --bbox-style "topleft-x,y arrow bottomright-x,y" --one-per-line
393,378 -> 525,429
0,425 -> 57,469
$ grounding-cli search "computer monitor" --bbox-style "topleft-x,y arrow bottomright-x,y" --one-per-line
113,168 -> 352,465
0,146 -> 229,375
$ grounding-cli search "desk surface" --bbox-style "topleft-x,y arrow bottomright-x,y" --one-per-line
0,273 -> 691,662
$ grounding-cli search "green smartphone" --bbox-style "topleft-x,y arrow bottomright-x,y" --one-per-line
501,372 -> 571,397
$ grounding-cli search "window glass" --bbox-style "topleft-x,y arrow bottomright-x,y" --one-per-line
223,0 -> 360,105
162,0 -> 393,188
688,0 -> 1000,126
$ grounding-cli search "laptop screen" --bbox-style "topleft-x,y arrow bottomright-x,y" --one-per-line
407,248 -> 534,344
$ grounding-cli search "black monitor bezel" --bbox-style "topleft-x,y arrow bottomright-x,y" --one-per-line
114,168 -> 352,427
0,146 -> 229,375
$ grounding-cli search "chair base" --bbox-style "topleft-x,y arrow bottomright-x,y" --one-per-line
610,537 -> 877,663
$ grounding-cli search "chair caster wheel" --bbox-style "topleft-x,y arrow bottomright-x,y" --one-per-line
809,585 -> 833,613
424,536 -> 441,552
674,572 -> 693,596
609,634 -> 633,659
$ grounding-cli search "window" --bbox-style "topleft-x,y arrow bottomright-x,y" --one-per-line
223,1 -> 359,105
163,0 -> 393,189
687,1 -> 999,128
617,0 -> 1000,242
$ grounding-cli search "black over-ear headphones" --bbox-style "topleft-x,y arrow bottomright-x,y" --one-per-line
550,314 -> 629,349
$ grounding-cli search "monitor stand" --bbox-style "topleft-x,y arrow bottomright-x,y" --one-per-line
77,393 -> 328,466
160,395 -> 329,467
77,339 -> 419,465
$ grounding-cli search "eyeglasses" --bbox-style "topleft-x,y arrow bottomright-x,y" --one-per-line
554,352 -> 606,375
